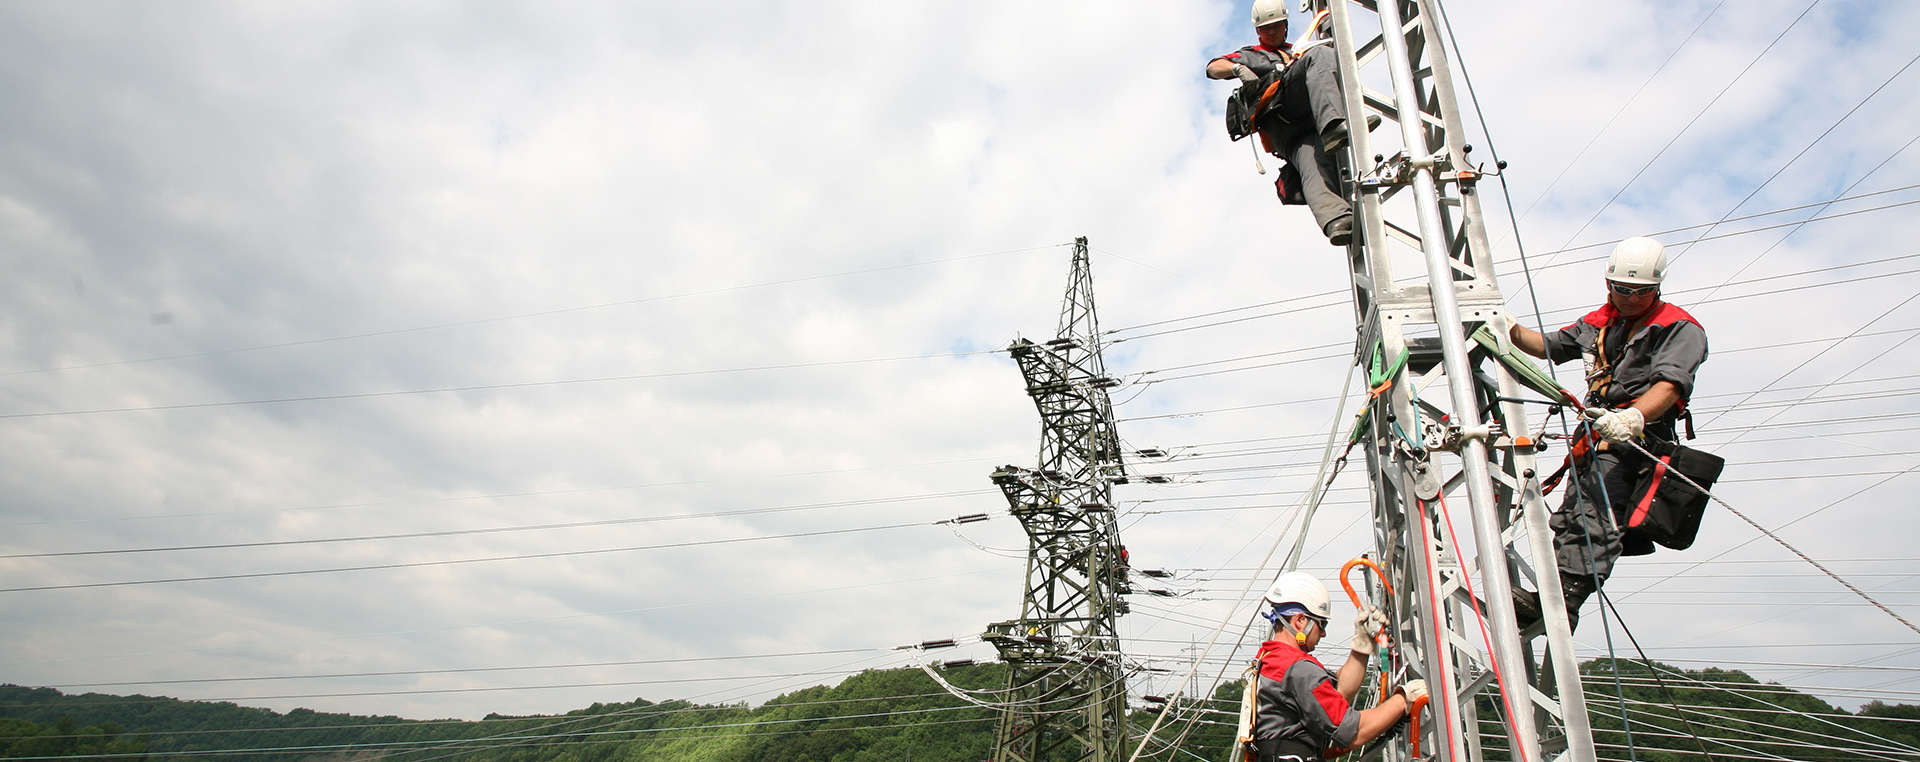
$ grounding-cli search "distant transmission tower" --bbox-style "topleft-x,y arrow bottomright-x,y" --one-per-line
1317,0 -> 1597,760
985,236 -> 1132,762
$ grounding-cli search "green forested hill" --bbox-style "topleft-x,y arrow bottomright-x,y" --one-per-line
1577,660 -> 1920,762
0,664 -> 1005,762
4,660 -> 1916,761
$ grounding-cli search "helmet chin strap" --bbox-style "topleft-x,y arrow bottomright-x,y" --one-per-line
1279,616 -> 1312,648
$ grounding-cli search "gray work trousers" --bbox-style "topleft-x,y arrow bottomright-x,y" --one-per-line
1548,448 -> 1650,605
1260,45 -> 1352,233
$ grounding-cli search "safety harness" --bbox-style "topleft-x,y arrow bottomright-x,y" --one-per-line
1237,558 -> 1426,761
1539,302 -> 1702,495
1582,301 -> 1701,436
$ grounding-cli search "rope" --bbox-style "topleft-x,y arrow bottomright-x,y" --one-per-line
1618,658 -> 1920,756
1683,131 -> 1920,304
1123,357 -> 1361,762
1593,593 -> 1733,762
1422,11 -> 1644,759
1142,381 -> 1365,757
1612,436 -> 1920,638
1427,495 -> 1530,762
1697,291 -> 1920,434
912,661 -> 1121,716
1574,443 -> 1644,762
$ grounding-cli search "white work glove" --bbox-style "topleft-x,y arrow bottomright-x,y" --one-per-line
1350,606 -> 1387,656
1588,407 -> 1645,443
1401,679 -> 1429,704
1232,63 -> 1261,84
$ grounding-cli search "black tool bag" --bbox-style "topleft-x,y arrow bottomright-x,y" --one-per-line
1622,440 -> 1725,552
1226,70 -> 1292,142
1226,87 -> 1257,142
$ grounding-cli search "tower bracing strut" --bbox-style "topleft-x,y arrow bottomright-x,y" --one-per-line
1318,1 -> 1599,760
986,237 -> 1133,762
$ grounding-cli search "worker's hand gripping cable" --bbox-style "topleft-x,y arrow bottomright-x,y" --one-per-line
1584,405 -> 1644,443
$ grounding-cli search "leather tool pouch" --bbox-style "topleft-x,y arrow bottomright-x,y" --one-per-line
1623,440 -> 1724,553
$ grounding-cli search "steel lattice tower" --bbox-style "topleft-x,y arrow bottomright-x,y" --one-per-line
985,237 -> 1132,762
1317,0 -> 1599,760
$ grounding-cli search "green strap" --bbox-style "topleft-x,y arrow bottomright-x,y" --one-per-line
1469,324 -> 1568,402
1367,341 -> 1410,388
1347,341 -> 1412,447
1349,327 -> 1564,449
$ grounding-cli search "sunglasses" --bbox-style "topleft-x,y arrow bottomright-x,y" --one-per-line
1608,281 -> 1659,296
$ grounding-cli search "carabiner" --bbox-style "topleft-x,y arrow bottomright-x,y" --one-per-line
1339,556 -> 1395,647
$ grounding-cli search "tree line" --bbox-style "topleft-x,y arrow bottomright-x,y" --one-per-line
4,660 -> 1916,761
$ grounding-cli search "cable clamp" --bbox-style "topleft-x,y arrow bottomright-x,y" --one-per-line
1357,150 -> 1412,190
1423,421 -> 1502,452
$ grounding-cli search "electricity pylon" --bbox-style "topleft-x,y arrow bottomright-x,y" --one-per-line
985,237 -> 1132,762
1317,1 -> 1598,760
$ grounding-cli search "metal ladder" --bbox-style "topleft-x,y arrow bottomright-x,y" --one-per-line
1318,1 -> 1599,759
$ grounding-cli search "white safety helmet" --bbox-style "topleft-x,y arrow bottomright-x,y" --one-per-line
1261,571 -> 1332,621
1605,236 -> 1668,286
1251,0 -> 1289,28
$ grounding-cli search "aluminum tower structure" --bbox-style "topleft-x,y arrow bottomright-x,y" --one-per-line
1317,1 -> 1599,760
985,237 -> 1133,762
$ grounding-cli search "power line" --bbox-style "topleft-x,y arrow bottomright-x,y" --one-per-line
27,569 -> 999,673
1099,164 -> 1915,347
1490,0 -> 1728,235
0,453 -> 1003,528
0,518 -> 951,593
1662,50 -> 1920,264
1688,131 -> 1920,304
0,349 -> 1000,420
1130,352 -> 1348,385
1104,228 -> 1919,348
0,688 -> 962,741
380,716 -> 998,762
0,709 -> 998,760
1123,342 -> 1346,378
69,251 -> 1909,421
374,644 -> 917,762
1541,0 -> 1825,259
1117,331 -> 1920,425
3,243 -> 1068,378
1614,462 -> 1920,603
1522,196 -> 1920,269
3,488 -> 991,559
35,646 -> 883,688
1532,264 -> 1920,325
0,668 -> 876,707
9,192 -> 1893,427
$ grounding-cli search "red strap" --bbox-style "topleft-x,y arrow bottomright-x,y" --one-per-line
1540,457 -> 1571,496
1629,456 -> 1671,528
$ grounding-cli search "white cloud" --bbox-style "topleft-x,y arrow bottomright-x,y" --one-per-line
0,0 -> 1916,724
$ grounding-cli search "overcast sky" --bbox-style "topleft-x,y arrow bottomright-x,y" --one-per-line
2,0 -> 1917,724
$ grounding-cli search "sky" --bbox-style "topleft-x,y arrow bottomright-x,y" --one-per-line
2,0 -> 1918,728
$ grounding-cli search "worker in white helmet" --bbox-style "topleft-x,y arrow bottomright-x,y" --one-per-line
1242,571 -> 1425,761
1507,237 -> 1710,630
1205,0 -> 1368,246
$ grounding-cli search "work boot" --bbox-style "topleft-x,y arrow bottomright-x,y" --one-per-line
1324,214 -> 1354,246
1512,588 -> 1543,632
1320,114 -> 1383,154
1511,587 -> 1581,634
1561,577 -> 1596,631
